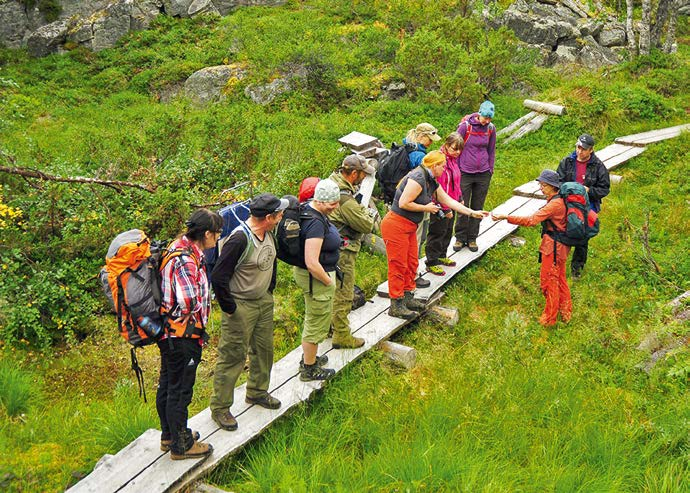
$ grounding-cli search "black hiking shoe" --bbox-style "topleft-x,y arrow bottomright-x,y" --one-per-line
299,354 -> 328,371
300,363 -> 335,382
415,275 -> 431,288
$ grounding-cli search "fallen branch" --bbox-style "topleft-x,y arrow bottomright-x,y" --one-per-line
0,162 -> 156,193
638,211 -> 661,274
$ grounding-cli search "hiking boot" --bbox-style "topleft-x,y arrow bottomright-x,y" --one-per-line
161,430 -> 199,452
299,354 -> 329,371
300,363 -> 336,382
438,257 -> 456,267
404,291 -> 426,312
571,268 -> 582,280
211,409 -> 238,431
427,265 -> 445,276
332,334 -> 365,349
170,440 -> 213,461
245,393 -> 281,410
389,297 -> 416,319
415,275 -> 431,288
468,241 -> 479,252
453,240 -> 466,252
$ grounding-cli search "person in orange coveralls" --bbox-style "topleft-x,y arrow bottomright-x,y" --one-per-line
491,170 -> 571,326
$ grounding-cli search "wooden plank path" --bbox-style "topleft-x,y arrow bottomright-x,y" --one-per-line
69,122 -> 687,493
614,123 -> 690,146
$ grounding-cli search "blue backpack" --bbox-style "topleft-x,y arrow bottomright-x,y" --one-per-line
204,200 -> 251,275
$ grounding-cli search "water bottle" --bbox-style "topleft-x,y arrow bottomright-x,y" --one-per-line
138,316 -> 163,338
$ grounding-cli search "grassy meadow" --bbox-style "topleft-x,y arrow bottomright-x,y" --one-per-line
0,1 -> 689,491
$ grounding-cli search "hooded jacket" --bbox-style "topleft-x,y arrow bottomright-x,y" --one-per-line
327,171 -> 376,253
556,151 -> 610,213
456,113 -> 496,174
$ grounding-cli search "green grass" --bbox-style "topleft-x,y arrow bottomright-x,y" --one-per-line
0,1 -> 689,491
0,360 -> 36,417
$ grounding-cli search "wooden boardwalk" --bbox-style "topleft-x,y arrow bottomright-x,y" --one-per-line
68,123 -> 687,493
512,123 -> 690,200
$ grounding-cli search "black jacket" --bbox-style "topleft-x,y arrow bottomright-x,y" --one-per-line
556,151 -> 610,212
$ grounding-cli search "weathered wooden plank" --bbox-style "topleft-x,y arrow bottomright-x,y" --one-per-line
66,429 -> 163,493
496,111 -> 537,138
614,124 -> 690,146
503,114 -> 549,144
337,131 -> 381,151
523,100 -> 566,116
603,146 -> 646,170
513,180 -> 542,199
594,143 -> 634,162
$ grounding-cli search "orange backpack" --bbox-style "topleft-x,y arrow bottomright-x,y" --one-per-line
100,230 -> 203,400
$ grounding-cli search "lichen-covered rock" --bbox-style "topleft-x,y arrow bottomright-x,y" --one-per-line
244,78 -> 291,105
161,0 -> 195,17
0,0 -> 30,48
212,0 -> 286,16
188,0 -> 220,16
27,19 -> 69,57
184,65 -> 247,104
597,22 -> 627,47
91,1 -> 132,51
579,35 -> 619,67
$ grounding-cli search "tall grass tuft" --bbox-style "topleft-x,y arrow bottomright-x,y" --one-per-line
0,360 -> 36,417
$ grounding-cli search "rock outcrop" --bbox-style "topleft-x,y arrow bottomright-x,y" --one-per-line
184,64 -> 247,104
494,0 -> 630,67
1,0 -> 286,56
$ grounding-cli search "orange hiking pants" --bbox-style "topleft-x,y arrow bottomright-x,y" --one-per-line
539,251 -> 572,326
381,211 -> 418,300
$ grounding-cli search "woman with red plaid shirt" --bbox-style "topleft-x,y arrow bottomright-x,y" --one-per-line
158,208 -> 222,461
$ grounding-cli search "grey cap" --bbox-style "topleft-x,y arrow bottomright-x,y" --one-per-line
577,134 -> 595,150
342,154 -> 376,175
536,169 -> 560,188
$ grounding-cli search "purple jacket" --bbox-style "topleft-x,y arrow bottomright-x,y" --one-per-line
456,113 -> 496,174
437,148 -> 462,211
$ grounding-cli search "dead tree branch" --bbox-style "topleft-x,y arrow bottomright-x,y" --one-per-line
0,151 -> 156,193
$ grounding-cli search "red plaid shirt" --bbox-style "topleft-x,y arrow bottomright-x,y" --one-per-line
160,236 -> 210,329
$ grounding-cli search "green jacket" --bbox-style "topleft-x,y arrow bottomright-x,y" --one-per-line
328,172 -> 376,253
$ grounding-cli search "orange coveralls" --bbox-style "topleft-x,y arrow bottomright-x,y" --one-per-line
507,196 -> 572,326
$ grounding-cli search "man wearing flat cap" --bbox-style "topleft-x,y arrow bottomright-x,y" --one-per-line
556,134 -> 610,279
327,154 -> 378,348
210,193 -> 288,431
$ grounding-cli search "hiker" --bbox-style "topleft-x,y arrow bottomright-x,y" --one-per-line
403,122 -> 442,288
209,193 -> 288,432
425,132 -> 464,276
491,170 -> 572,326
381,150 -> 488,319
556,133 -> 610,279
294,179 -> 342,381
454,100 -> 496,253
158,208 -> 223,460
328,155 -> 378,349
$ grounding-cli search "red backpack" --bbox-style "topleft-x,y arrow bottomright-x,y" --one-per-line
298,177 -> 320,202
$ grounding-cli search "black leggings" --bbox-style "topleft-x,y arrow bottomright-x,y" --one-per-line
156,338 -> 202,453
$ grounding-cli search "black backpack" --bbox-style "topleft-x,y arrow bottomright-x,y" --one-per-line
376,142 -> 416,204
276,197 -> 328,267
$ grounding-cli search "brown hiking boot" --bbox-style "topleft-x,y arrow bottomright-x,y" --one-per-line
403,291 -> 426,312
161,430 -> 199,452
211,409 -> 238,431
170,440 -> 213,460
332,334 -> 365,349
245,393 -> 281,410
389,297 -> 415,319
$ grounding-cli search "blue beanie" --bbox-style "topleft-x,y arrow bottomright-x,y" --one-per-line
478,101 -> 495,118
